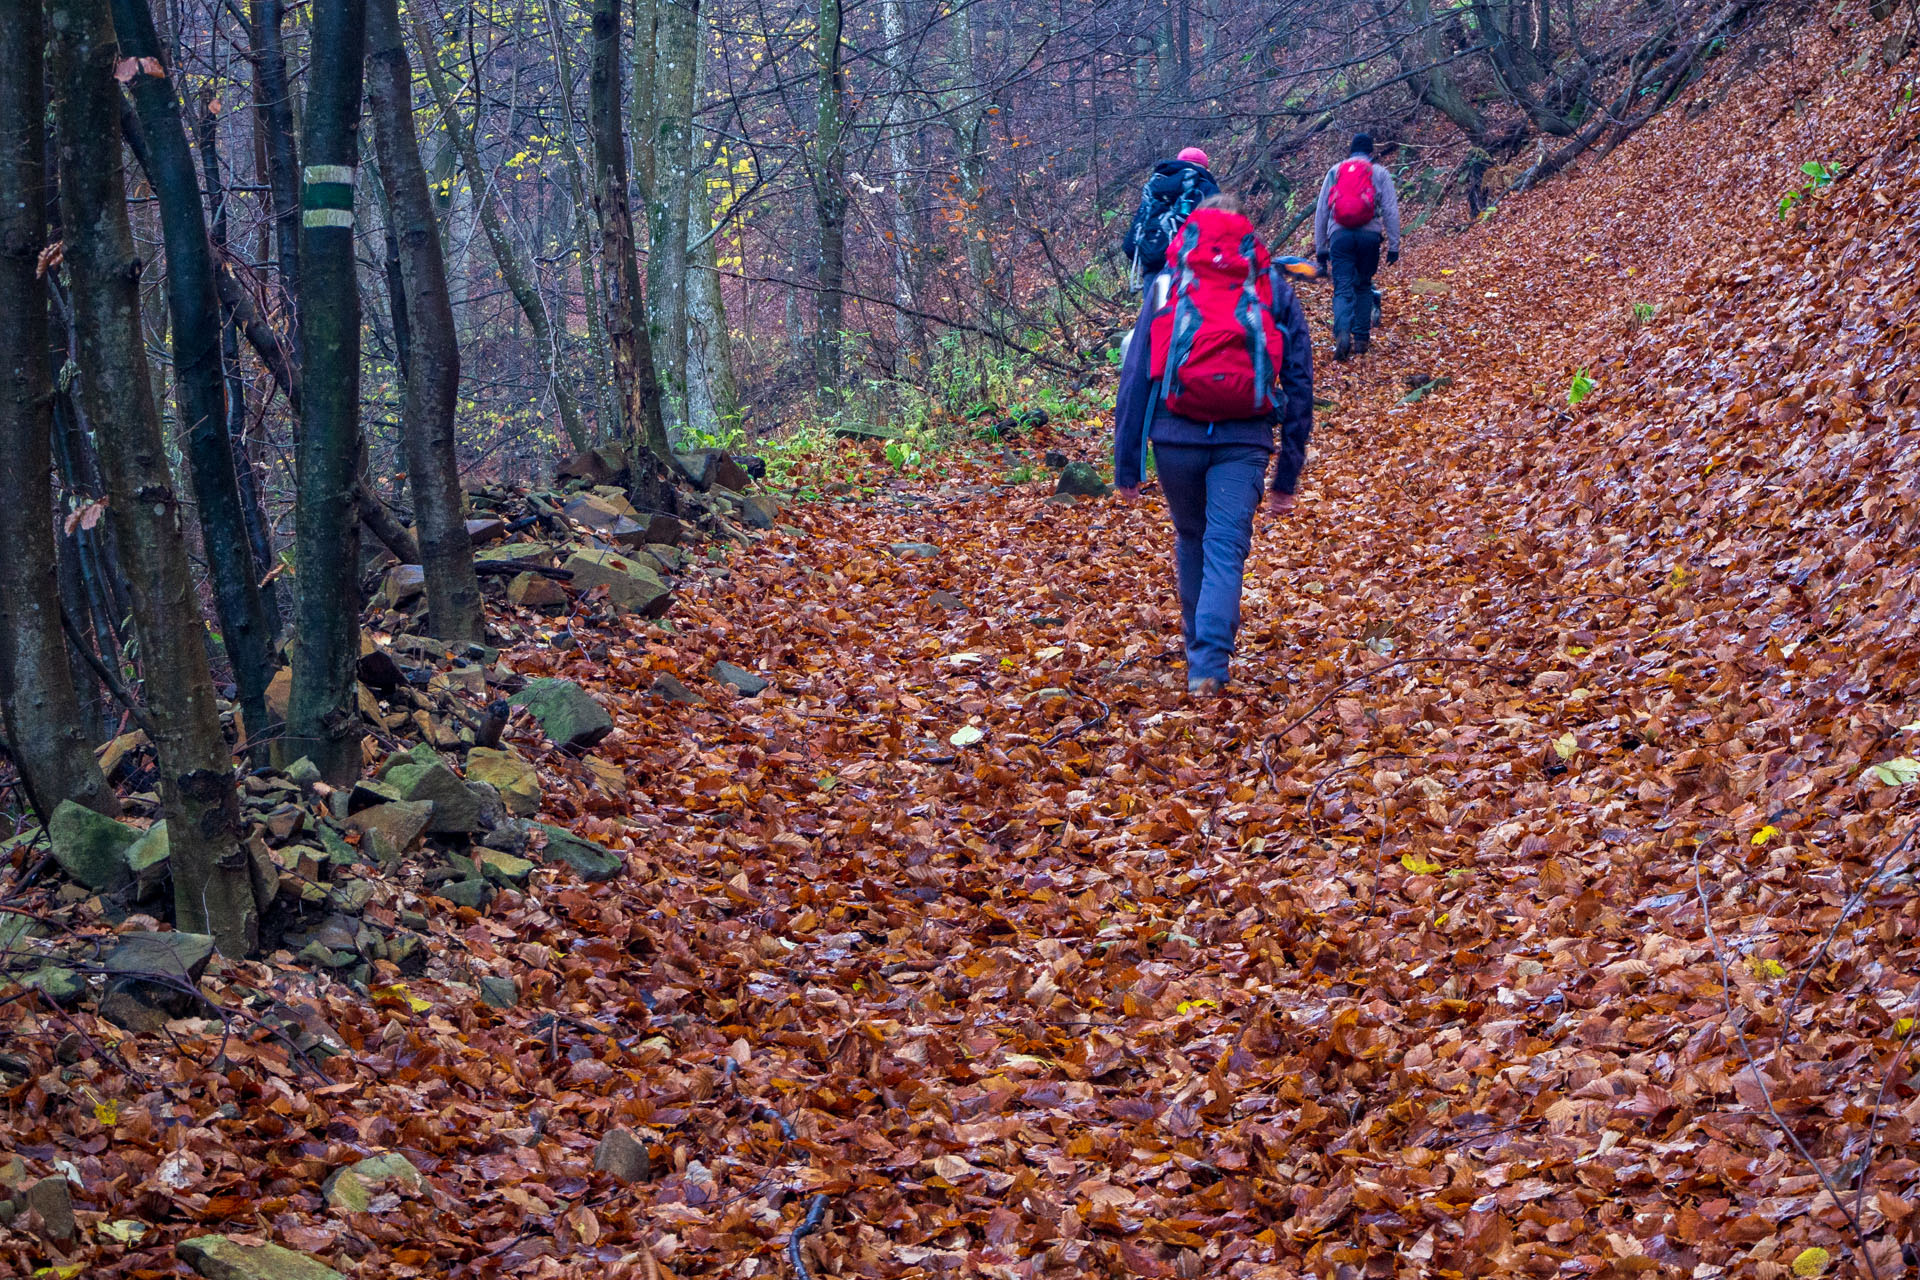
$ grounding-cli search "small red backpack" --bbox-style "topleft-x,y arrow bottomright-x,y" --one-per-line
1329,157 -> 1377,228
1148,207 -> 1285,422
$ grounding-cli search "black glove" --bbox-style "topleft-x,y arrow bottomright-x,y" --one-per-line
1387,249 -> 1400,266
1316,252 -> 1331,273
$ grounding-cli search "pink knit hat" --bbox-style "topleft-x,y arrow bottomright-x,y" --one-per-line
1176,146 -> 1211,167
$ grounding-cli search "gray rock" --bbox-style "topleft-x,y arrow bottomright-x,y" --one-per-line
736,494 -> 779,530
347,800 -> 434,857
467,781 -> 509,832
710,661 -> 768,697
476,849 -> 534,887
178,1234 -> 345,1280
889,541 -> 940,559
383,564 -> 426,606
926,589 -> 964,611
651,673 -> 703,704
99,989 -> 174,1033
322,1152 -> 423,1212
480,819 -> 533,856
479,976 -> 519,1009
511,678 -> 614,750
593,1129 -> 650,1183
537,824 -> 625,883
382,751 -> 482,835
1054,460 -> 1111,497
26,1176 -> 75,1243
466,748 -> 540,816
48,799 -> 138,892
106,930 -> 217,983
127,821 -> 171,900
282,757 -> 323,787
438,878 -> 492,909
347,777 -> 404,813
21,966 -> 85,1007
562,548 -> 673,617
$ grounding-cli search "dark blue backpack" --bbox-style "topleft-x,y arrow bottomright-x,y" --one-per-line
1122,160 -> 1219,280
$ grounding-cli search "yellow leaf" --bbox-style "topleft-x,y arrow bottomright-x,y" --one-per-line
948,725 -> 985,747
1667,564 -> 1690,588
1895,1018 -> 1915,1037
1400,854 -> 1442,875
371,982 -> 431,1013
93,1099 -> 120,1126
99,1220 -> 149,1244
1748,956 -> 1787,980
1866,757 -> 1919,786
1751,825 -> 1781,846
1553,732 -> 1579,760
1565,644 -> 1589,656
1433,911 -> 1449,926
34,1266 -> 86,1279
1176,998 -> 1219,1014
1792,1246 -> 1831,1276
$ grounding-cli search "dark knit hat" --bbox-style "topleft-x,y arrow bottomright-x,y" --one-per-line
1351,132 -> 1374,156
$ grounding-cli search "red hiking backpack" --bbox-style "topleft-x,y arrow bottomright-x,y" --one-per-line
1148,207 -> 1285,422
1329,157 -> 1378,228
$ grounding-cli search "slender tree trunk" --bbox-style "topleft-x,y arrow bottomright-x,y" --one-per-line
192,101 -> 284,636
589,0 -> 674,466
683,27 -> 738,435
113,0 -> 276,751
0,6 -> 117,820
411,10 -> 591,451
285,0 -> 367,785
648,0 -> 698,431
878,0 -> 925,371
949,1 -> 996,328
542,0 -> 620,440
248,0 -> 301,339
51,0 -> 256,952
366,0 -> 483,643
812,0 -> 849,399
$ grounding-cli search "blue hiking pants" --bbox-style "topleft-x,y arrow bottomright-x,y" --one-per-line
1330,228 -> 1384,345
1154,442 -> 1268,684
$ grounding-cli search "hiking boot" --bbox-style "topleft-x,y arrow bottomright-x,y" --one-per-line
1354,334 -> 1370,356
1334,334 -> 1352,362
1188,676 -> 1225,697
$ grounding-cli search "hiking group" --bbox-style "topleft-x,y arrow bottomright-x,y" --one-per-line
1112,137 -> 1402,695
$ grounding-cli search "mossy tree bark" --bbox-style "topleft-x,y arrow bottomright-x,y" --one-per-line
51,0 -> 256,953
0,2 -> 118,821
366,0 -> 484,643
284,0 -> 367,786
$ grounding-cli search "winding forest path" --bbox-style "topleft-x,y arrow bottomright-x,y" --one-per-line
9,14 -> 1918,1280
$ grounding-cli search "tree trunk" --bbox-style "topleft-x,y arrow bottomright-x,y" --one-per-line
648,0 -> 699,432
812,0 -> 849,399
50,0 -> 256,952
285,0 -> 367,785
589,0 -> 675,466
367,0 -> 484,644
411,10 -> 591,451
248,0 -> 301,339
878,0 -> 925,372
949,1 -> 996,330
542,0 -> 621,440
683,26 -> 738,435
0,5 -> 117,820
112,0 -> 277,752
191,100 -> 284,636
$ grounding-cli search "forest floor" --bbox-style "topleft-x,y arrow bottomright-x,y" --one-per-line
6,9 -> 1920,1280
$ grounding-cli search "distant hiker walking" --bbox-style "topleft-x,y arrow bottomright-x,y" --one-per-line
1314,134 -> 1401,360
1121,146 -> 1220,288
1113,195 -> 1315,696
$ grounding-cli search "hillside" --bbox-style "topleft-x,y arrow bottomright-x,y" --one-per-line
3,6 -> 1919,1279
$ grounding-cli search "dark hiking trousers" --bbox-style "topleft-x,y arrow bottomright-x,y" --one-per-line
1154,442 -> 1268,684
1330,227 -> 1384,346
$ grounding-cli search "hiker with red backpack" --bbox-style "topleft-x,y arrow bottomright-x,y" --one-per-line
1112,194 -> 1314,696
1313,133 -> 1402,360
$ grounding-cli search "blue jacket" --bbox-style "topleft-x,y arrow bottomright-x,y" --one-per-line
1112,268 -> 1314,494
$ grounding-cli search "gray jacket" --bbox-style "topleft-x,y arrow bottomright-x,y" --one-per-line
1313,156 -> 1402,254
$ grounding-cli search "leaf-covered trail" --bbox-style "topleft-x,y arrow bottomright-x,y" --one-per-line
8,13 -> 1920,1280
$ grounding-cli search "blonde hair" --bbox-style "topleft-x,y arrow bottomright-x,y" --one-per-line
1196,194 -> 1242,214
